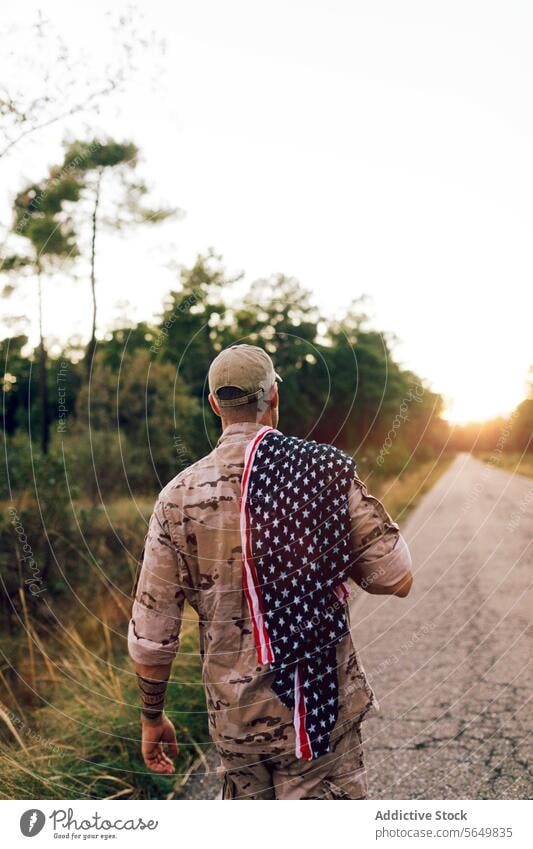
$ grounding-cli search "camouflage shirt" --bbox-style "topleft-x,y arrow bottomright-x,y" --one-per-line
128,421 -> 412,753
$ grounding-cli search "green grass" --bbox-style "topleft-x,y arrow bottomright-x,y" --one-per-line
0,611 -> 208,800
373,456 -> 454,522
476,451 -> 533,480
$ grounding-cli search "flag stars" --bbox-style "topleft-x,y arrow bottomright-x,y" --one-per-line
245,431 -> 357,758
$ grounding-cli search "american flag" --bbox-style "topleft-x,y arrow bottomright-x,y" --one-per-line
240,426 -> 356,759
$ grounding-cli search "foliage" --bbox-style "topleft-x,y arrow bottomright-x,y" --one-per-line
0,8 -> 165,162
0,623 -> 207,799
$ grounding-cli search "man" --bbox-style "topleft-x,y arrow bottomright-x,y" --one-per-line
128,344 -> 413,799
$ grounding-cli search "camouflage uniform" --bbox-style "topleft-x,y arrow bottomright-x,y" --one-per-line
128,421 -> 412,798
218,719 -> 367,799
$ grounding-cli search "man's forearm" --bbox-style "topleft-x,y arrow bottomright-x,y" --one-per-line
358,570 -> 413,597
134,662 -> 172,722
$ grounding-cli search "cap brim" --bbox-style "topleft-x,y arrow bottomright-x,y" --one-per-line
274,371 -> 283,383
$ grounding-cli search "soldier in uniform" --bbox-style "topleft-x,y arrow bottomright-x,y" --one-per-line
128,344 -> 413,799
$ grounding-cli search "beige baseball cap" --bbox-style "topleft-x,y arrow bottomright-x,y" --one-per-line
208,344 -> 282,408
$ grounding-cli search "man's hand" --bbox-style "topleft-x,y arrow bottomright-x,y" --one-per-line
141,713 -> 180,774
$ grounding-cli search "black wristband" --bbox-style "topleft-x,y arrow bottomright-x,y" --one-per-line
136,672 -> 168,717
141,707 -> 164,720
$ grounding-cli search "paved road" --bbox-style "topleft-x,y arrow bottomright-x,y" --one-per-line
354,453 -> 532,799
177,453 -> 532,799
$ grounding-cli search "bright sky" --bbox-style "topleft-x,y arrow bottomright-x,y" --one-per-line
2,0 -> 532,423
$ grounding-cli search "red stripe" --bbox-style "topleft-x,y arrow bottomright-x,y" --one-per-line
241,540 -> 264,661
240,427 -> 274,664
334,581 -> 350,601
243,428 -> 274,662
244,498 -> 273,663
296,665 -> 313,761
241,427 -> 271,496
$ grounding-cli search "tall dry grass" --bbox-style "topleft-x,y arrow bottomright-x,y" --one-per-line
0,604 -> 208,800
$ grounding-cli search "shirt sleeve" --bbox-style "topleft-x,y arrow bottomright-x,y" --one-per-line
347,475 -> 412,590
127,497 -> 185,665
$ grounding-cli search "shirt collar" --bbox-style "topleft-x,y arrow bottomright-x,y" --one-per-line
216,421 -> 271,448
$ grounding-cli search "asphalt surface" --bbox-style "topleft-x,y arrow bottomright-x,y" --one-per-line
355,453 -> 532,799
177,453 -> 532,799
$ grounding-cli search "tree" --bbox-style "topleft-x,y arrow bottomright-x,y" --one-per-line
0,8 -> 164,162
510,371 -> 533,453
60,139 -> 177,373
158,253 -> 239,385
0,335 -> 33,439
4,173 -> 80,452
232,275 -> 321,437
72,348 -> 205,498
0,8 -> 167,296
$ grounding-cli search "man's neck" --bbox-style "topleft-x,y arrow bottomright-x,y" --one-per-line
220,413 -> 274,433
215,419 -> 275,448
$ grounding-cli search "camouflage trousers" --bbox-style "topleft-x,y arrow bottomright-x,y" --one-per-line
217,722 -> 367,800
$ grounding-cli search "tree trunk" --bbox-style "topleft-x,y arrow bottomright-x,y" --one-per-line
37,268 -> 49,454
85,169 -> 102,375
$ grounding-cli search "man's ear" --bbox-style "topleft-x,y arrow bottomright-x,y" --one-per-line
270,383 -> 279,409
208,393 -> 221,417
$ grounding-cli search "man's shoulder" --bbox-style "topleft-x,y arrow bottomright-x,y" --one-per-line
158,450 -> 217,502
157,438 -> 246,510
275,431 -> 355,469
